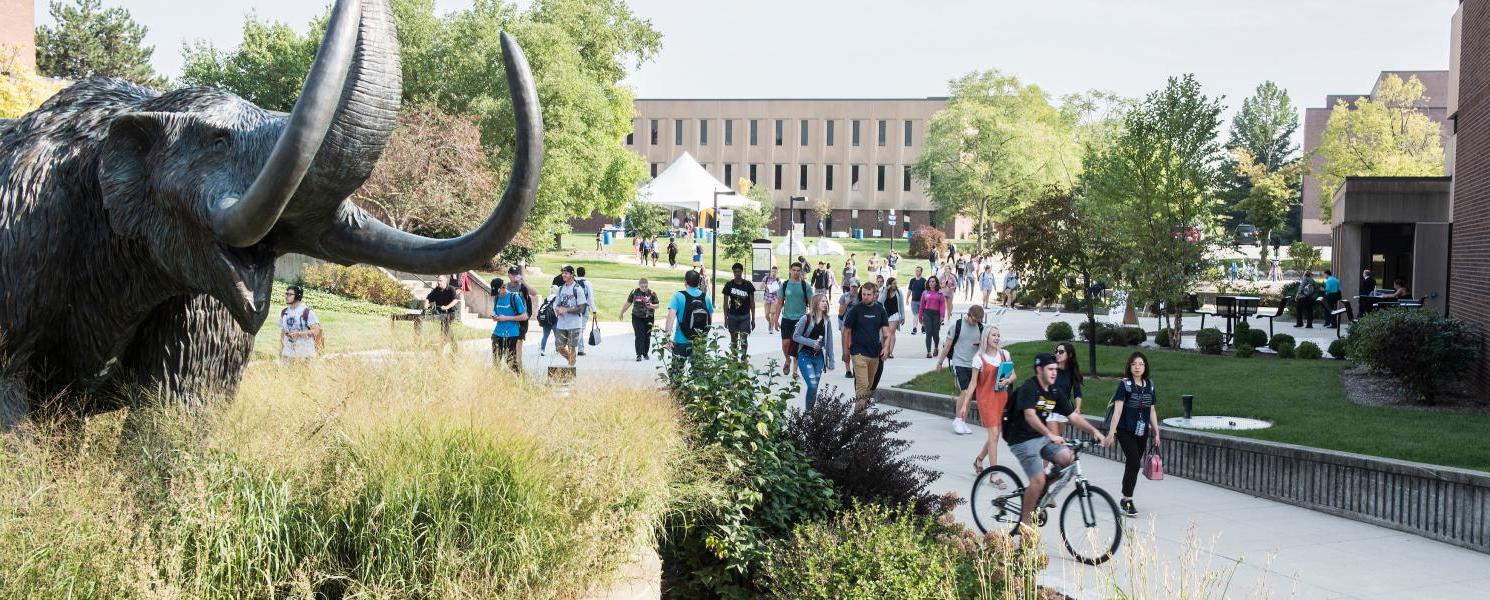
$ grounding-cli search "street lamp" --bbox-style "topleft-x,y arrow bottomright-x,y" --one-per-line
712,188 -> 738,306
787,195 -> 807,268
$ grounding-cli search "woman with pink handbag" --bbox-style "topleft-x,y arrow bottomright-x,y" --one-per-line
1104,352 -> 1163,518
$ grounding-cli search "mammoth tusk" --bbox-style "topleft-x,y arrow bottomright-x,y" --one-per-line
318,31 -> 543,273
206,0 -> 362,248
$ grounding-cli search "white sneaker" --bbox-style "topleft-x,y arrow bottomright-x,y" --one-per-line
952,418 -> 971,435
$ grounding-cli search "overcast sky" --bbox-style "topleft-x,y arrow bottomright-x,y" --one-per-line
40,0 -> 1460,135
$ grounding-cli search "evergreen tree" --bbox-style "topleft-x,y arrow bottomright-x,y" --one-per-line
1219,81 -> 1300,242
35,0 -> 164,87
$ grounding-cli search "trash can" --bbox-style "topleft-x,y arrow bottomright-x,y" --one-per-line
601,230 -> 611,246
853,228 -> 864,240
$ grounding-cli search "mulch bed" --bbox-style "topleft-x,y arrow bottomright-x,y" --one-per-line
1340,365 -> 1490,414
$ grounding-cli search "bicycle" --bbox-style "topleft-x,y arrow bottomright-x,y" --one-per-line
969,439 -> 1123,565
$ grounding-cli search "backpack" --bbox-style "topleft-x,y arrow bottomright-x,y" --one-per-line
281,306 -> 324,354
537,297 -> 557,328
678,289 -> 711,340
949,317 -> 983,352
1297,278 -> 1317,298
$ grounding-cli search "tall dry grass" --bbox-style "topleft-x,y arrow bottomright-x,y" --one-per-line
0,355 -> 692,599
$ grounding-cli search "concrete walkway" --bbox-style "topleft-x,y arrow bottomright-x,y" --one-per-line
426,306 -> 1487,598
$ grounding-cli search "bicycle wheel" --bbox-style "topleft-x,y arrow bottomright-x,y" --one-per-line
1059,483 -> 1123,565
971,465 -> 1025,535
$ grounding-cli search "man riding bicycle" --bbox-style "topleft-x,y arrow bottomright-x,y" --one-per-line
1003,353 -> 1110,529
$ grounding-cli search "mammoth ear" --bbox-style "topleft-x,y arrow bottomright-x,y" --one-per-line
99,112 -> 177,239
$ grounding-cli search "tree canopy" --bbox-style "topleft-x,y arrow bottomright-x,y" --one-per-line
1313,74 -> 1445,220
355,106 -> 497,238
181,0 -> 661,247
1,48 -> 65,118
1219,81 -> 1300,241
34,0 -> 164,87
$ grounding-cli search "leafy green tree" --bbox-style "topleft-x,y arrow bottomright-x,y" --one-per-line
1313,74 -> 1445,220
913,70 -> 1079,255
1284,241 -> 1322,273
624,201 -> 668,240
1231,148 -> 1304,269
180,0 -> 659,247
34,0 -> 164,87
1220,81 -> 1300,241
719,184 -> 774,262
1,47 -> 65,118
1082,74 -> 1226,347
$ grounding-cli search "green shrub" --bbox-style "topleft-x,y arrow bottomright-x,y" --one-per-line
1154,328 -> 1173,348
1268,333 -> 1296,352
299,263 -> 415,306
1328,338 -> 1348,359
760,503 -> 1046,599
786,393 -> 940,515
1235,343 -> 1255,358
661,336 -> 837,597
1345,310 -> 1482,402
1195,328 -> 1224,355
1244,327 -> 1269,348
1297,341 -> 1323,360
909,225 -> 946,259
1045,321 -> 1074,342
1117,326 -> 1147,346
1276,339 -> 1297,359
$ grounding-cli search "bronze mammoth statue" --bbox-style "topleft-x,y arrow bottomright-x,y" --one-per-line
0,0 -> 543,428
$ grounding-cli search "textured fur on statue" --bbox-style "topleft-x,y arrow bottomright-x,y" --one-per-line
0,0 -> 543,428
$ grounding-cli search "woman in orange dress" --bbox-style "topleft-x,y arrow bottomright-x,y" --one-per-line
956,326 -> 1016,475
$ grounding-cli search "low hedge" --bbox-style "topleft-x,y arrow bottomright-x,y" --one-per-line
1195,328 -> 1224,355
1345,309 -> 1482,402
299,264 -> 415,307
1235,343 -> 1255,358
1297,341 -> 1323,360
1267,333 -> 1295,352
1045,321 -> 1074,342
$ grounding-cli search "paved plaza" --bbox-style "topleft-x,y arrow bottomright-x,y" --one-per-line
391,305 -> 1486,598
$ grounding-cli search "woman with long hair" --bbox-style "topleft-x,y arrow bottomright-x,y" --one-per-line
792,293 -> 836,410
1104,351 -> 1161,517
956,325 -> 1015,475
762,265 -> 782,334
1049,341 -> 1084,437
920,276 -> 948,358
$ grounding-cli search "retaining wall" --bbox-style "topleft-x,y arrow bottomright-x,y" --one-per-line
877,386 -> 1490,554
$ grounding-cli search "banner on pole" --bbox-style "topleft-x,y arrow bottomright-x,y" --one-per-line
718,208 -> 735,234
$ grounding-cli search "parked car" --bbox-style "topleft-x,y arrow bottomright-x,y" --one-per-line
1233,223 -> 1259,246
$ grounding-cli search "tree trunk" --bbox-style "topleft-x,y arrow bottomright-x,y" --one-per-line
975,197 -> 988,256
1084,271 -> 1097,377
1172,298 -> 1185,349
1258,227 -> 1272,271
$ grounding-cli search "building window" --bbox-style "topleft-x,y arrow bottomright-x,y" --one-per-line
724,120 -> 733,145
651,162 -> 658,177
851,165 -> 862,191
852,120 -> 861,146
724,164 -> 733,185
878,120 -> 887,146
800,119 -> 809,146
826,120 -> 835,146
650,119 -> 659,145
904,120 -> 913,146
825,165 -> 834,191
775,119 -> 784,146
877,165 -> 886,191
903,165 -> 912,191
749,164 -> 758,185
774,164 -> 783,190
700,119 -> 709,144
675,119 -> 683,145
750,119 -> 758,145
799,164 -> 809,190
626,121 -> 634,145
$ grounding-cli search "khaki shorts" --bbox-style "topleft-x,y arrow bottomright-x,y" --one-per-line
556,328 -> 583,350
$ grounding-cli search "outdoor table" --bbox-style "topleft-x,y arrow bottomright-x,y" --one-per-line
1214,295 -> 1260,346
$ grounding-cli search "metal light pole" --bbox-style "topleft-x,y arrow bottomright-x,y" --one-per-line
712,189 -> 738,306
788,195 -> 807,268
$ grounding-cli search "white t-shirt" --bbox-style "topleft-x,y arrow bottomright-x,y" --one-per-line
280,304 -> 320,358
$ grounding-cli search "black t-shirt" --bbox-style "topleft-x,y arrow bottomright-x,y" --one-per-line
426,286 -> 458,312
1055,369 -> 1083,404
628,287 -> 659,320
1362,277 -> 1377,296
908,277 -> 927,301
1110,378 -> 1157,435
667,242 -> 678,256
722,279 -> 756,316
811,268 -> 830,290
1002,377 -> 1074,445
842,301 -> 889,357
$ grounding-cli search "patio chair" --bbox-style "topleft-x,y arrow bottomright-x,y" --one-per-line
1255,297 -> 1289,338
1187,292 -> 1215,330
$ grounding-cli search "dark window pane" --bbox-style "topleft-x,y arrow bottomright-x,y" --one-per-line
878,120 -> 886,146
626,126 -> 634,145
852,120 -> 861,146
851,165 -> 861,191
651,163 -> 658,177
825,165 -> 834,191
799,164 -> 809,190
800,119 -> 809,146
903,165 -> 912,191
749,164 -> 758,184
725,120 -> 733,145
775,120 -> 783,145
877,165 -> 886,191
724,164 -> 733,184
700,119 -> 708,144
904,120 -> 913,146
750,119 -> 758,145
774,164 -> 783,190
675,119 -> 683,145
650,119 -> 658,145
826,120 -> 835,146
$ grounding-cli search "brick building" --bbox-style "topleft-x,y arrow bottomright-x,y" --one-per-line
1448,0 -> 1490,395
0,0 -> 35,73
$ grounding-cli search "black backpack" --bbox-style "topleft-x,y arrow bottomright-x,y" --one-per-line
678,289 -> 711,340
537,297 -> 557,328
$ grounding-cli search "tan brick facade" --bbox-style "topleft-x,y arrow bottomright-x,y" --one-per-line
0,0 -> 36,73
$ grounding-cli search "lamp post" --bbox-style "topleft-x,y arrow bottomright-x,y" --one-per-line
787,195 -> 807,269
712,188 -> 738,306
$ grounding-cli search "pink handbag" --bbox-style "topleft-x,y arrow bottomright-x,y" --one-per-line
1142,448 -> 1164,480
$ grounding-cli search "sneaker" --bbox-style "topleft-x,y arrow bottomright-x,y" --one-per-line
911,328 -> 918,335
578,350 -> 587,356
636,355 -> 644,362
539,350 -> 546,356
952,417 -> 971,435
1120,499 -> 1137,517
868,397 -> 879,410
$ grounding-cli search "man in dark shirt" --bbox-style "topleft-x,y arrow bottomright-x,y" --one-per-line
425,275 -> 461,349
841,282 -> 893,412
907,266 -> 927,334
1003,353 -> 1109,528
721,263 -> 757,356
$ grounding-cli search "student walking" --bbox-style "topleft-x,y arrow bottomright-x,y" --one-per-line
776,262 -> 813,377
919,276 -> 949,358
841,281 -> 893,412
575,267 -> 594,356
1050,341 -> 1085,439
762,266 -> 782,333
1294,271 -> 1318,328
502,266 -> 538,372
1323,270 -> 1342,327
838,278 -> 861,378
1002,269 -> 1020,307
551,266 -> 591,367
1103,352 -> 1161,518
722,263 -> 757,356
793,293 -> 836,410
279,285 -> 322,362
937,305 -> 985,433
619,278 -> 660,361
956,325 -> 1015,474
907,267 -> 927,335
663,270 -> 714,374
880,277 -> 904,357
667,239 -> 678,268
489,282 -> 528,372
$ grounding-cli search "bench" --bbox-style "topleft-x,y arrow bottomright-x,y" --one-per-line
1331,304 -> 1354,338
1254,297 -> 1289,338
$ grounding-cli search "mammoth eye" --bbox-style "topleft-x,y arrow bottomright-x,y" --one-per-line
212,134 -> 230,152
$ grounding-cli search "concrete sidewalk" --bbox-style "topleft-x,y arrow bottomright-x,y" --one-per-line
442,306 -> 1487,598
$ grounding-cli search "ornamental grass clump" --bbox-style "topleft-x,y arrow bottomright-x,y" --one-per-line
0,356 -> 688,598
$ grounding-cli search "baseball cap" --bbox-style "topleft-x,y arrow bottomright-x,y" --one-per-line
507,266 -> 522,275
1033,352 -> 1058,368
560,265 -> 575,274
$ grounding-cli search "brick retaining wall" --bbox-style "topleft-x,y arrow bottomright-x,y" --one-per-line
877,386 -> 1490,554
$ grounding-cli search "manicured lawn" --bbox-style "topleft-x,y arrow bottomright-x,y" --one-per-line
898,341 -> 1490,472
253,282 -> 485,360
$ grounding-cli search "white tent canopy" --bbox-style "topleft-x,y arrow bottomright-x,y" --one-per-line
636,152 -> 760,213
